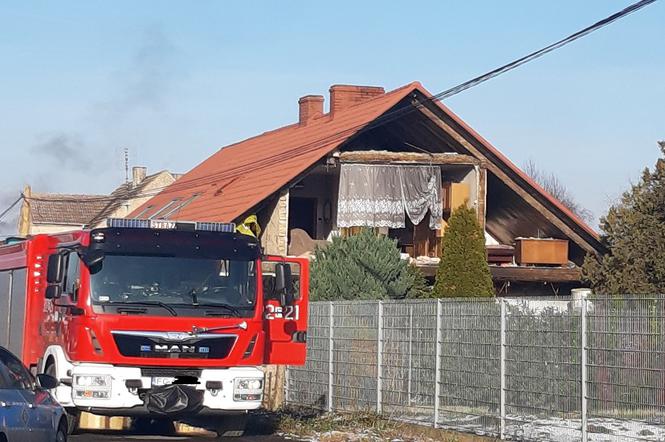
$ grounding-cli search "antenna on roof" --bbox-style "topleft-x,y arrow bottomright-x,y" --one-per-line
124,147 -> 129,183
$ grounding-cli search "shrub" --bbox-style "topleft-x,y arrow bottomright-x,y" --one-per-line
433,205 -> 494,297
310,229 -> 427,301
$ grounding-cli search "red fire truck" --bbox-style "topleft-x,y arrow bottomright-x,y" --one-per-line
0,218 -> 308,435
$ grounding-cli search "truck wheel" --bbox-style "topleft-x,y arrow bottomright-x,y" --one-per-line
216,414 -> 248,438
45,361 -> 79,435
132,417 -> 176,435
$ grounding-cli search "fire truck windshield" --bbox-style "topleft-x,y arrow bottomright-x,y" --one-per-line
88,254 -> 257,317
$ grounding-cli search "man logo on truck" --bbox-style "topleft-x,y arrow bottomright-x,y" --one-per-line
154,344 -> 197,353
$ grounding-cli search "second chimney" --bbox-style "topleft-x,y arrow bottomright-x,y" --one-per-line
330,85 -> 385,118
298,95 -> 324,125
132,166 -> 147,188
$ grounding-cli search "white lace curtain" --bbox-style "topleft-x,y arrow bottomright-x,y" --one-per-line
336,163 -> 442,229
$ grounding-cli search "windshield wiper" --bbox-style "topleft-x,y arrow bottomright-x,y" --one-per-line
104,301 -> 178,317
189,288 -> 199,306
171,302 -> 243,317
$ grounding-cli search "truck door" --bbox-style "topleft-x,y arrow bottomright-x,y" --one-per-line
261,257 -> 309,365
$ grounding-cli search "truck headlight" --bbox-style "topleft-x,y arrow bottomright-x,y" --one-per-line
235,379 -> 262,390
233,378 -> 263,401
73,375 -> 111,400
74,375 -> 111,387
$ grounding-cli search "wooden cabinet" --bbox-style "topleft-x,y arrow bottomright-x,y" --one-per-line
515,238 -> 569,266
443,182 -> 469,214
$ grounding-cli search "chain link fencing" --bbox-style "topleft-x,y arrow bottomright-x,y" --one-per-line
285,296 -> 665,441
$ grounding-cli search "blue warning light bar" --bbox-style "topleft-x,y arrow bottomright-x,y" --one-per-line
106,218 -> 236,233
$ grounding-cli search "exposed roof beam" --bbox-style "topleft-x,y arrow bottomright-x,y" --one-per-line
339,150 -> 483,165
417,262 -> 582,283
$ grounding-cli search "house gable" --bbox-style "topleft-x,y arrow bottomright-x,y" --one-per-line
131,82 -> 601,263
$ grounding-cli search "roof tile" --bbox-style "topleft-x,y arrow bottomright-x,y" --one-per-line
29,193 -> 109,225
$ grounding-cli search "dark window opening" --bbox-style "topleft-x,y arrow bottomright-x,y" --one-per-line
288,197 -> 318,240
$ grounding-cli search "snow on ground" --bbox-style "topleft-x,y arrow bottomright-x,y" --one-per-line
397,410 -> 665,441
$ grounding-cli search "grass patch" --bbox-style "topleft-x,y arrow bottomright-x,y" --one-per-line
262,406 -> 498,442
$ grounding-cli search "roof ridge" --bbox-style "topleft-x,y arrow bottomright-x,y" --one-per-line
214,82 -> 422,155
336,81 -> 422,113
30,192 -> 107,199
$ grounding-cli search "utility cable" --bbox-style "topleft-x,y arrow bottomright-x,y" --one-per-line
19,0 -> 659,206
0,195 -> 24,223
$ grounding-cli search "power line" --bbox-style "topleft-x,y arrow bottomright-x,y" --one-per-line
12,0 -> 660,210
430,0 -> 658,102
0,195 -> 24,223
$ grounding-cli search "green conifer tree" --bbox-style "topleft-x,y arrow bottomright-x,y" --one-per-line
310,228 -> 427,301
583,142 -> 665,294
433,205 -> 494,297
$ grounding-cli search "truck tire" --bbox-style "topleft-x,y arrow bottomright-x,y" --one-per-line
215,414 -> 248,438
45,360 -> 79,435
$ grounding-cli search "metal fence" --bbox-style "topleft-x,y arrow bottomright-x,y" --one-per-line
285,296 -> 665,441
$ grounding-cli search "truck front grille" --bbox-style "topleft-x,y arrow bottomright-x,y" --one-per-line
112,332 -> 236,359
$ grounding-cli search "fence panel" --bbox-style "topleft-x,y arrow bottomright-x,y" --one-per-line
380,300 -> 438,422
285,302 -> 331,409
332,301 -> 379,411
587,296 -> 665,441
438,299 -> 501,436
286,296 -> 665,441
503,299 -> 583,441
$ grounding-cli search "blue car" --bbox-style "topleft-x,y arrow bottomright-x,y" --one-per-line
0,346 -> 67,442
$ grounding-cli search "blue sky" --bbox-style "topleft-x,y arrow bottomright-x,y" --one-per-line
0,1 -> 663,233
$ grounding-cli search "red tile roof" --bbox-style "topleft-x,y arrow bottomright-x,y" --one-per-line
132,82 -> 420,222
132,81 -> 598,242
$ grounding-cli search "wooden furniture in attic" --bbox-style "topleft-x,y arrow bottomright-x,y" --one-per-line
514,238 -> 569,266
442,182 -> 469,215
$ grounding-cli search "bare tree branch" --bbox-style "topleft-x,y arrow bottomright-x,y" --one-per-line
523,159 -> 593,223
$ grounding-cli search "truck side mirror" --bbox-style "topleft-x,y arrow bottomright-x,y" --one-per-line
45,285 -> 62,299
46,254 -> 65,284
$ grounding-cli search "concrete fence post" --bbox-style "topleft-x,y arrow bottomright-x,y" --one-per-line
434,299 -> 442,428
408,305 -> 413,404
377,301 -> 384,414
328,301 -> 334,412
581,298 -> 588,442
500,298 -> 506,439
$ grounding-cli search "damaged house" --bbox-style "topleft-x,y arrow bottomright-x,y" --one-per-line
131,82 -> 603,296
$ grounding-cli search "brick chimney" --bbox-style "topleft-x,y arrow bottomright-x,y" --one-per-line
132,166 -> 147,188
329,85 -> 385,118
298,95 -> 324,125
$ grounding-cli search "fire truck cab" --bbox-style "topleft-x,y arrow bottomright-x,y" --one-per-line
0,218 -> 308,434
